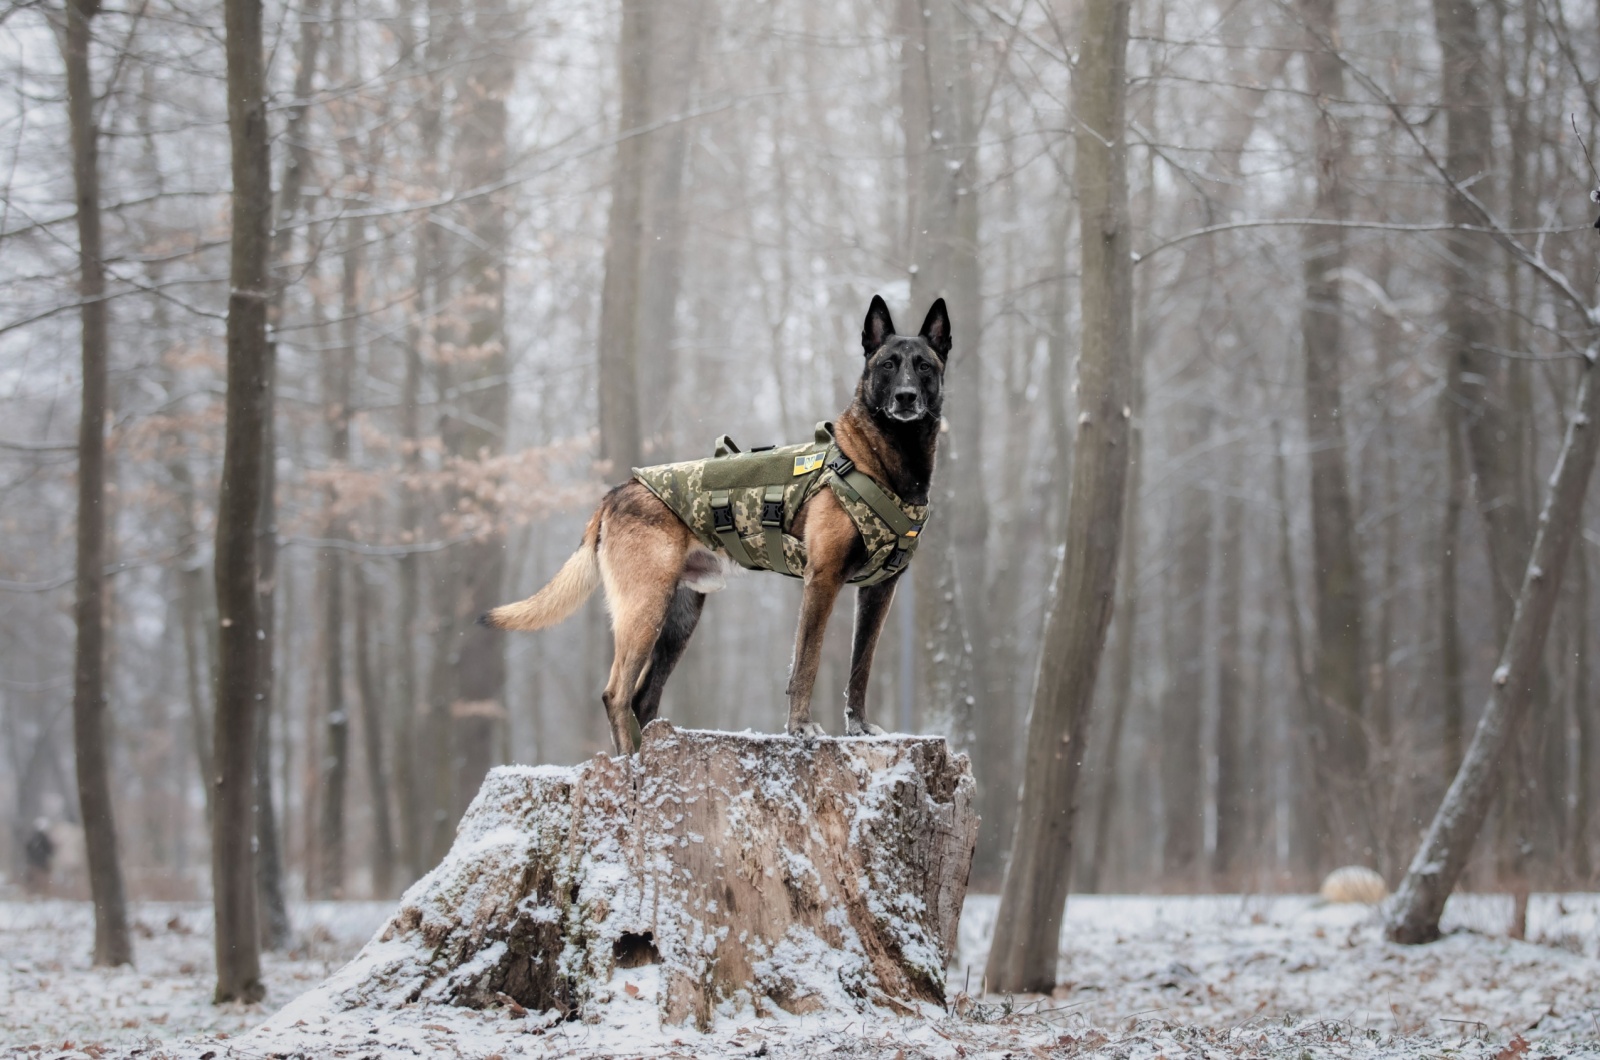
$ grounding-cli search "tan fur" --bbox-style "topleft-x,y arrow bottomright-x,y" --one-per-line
482,510 -> 604,631
487,299 -> 948,754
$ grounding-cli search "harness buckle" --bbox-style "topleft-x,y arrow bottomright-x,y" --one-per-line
887,547 -> 907,571
712,502 -> 735,532
827,453 -> 855,477
760,499 -> 784,527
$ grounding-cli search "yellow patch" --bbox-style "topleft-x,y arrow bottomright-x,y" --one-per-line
905,528 -> 919,538
793,452 -> 825,476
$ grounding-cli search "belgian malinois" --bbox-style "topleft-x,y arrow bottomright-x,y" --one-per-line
483,296 -> 950,754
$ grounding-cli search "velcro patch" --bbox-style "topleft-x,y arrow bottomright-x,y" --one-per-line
793,452 -> 825,476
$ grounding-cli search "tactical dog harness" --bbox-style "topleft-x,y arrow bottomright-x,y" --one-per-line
633,422 -> 927,586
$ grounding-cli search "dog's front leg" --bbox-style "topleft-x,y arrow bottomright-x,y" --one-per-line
843,575 -> 899,736
785,567 -> 845,737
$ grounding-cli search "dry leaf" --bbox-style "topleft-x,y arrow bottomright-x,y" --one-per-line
624,982 -> 640,998
1495,1034 -> 1530,1060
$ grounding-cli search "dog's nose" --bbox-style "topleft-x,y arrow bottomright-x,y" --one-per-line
893,389 -> 918,409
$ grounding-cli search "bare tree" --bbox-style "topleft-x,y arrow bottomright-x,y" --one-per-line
61,0 -> 132,968
986,0 -> 1133,993
212,0 -> 273,1002
899,0 -> 985,752
1387,354 -> 1599,942
1296,0 -> 1369,862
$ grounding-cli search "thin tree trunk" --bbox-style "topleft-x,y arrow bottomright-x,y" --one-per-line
1571,536 -> 1591,882
62,0 -> 131,968
1387,360 -> 1600,943
1085,378 -> 1142,894
254,0 -> 320,953
1273,423 -> 1322,880
354,562 -> 397,896
1298,0 -> 1368,863
1213,487 -> 1248,881
595,0 -> 651,473
985,0 -> 1131,993
316,212 -> 359,899
1161,405 -> 1211,884
213,0 -> 272,1001
899,0 -> 985,750
1439,389 -> 1467,773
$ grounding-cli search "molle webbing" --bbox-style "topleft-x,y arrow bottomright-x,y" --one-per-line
632,422 -> 927,585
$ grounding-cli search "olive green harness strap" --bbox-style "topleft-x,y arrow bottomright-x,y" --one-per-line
822,450 -> 923,586
708,489 -> 757,569
759,484 -> 788,575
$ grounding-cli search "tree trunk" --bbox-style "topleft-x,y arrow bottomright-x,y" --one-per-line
62,0 -> 132,968
899,0 -> 985,750
354,562 -> 397,896
1386,360 -> 1600,944
261,726 -> 975,1028
254,0 -> 321,954
1273,424 -> 1322,880
1298,0 -> 1368,864
213,0 -> 272,1002
1161,403 -> 1211,884
595,0 -> 653,473
985,0 -> 1131,993
1572,537 -> 1592,882
420,0 -> 516,864
1213,488 -> 1248,881
1439,387 -> 1467,774
1084,343 -> 1142,895
315,192 -> 361,899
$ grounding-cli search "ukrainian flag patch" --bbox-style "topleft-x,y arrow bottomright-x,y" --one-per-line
793,452 -> 825,476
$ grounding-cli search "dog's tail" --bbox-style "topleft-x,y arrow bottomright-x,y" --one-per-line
480,509 -> 602,632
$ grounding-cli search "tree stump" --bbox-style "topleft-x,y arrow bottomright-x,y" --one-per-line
327,723 -> 978,1028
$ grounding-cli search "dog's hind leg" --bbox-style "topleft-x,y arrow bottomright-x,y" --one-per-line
630,586 -> 706,730
600,586 -> 673,756
596,527 -> 685,756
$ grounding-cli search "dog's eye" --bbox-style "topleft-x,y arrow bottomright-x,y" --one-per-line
916,359 -> 933,375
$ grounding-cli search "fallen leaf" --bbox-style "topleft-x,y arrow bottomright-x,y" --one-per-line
421,1023 -> 452,1033
1496,1035 -> 1530,1060
624,982 -> 640,998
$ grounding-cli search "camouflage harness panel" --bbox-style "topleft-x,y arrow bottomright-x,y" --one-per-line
632,422 -> 927,586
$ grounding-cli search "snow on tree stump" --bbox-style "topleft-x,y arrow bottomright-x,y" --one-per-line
326,722 -> 977,1029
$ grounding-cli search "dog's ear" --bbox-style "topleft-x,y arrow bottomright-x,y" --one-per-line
862,295 -> 896,356
919,298 -> 951,362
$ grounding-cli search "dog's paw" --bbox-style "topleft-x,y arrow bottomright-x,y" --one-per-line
844,716 -> 886,737
787,720 -> 827,739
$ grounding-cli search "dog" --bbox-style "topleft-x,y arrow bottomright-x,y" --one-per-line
482,296 -> 950,754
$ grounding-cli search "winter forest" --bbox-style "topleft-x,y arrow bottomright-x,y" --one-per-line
3,0 -> 1600,1052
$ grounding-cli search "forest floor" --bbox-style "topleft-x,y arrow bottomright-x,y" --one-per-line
2,892 -> 1598,1059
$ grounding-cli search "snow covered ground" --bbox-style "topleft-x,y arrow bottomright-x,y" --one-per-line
3,893 -> 1598,1058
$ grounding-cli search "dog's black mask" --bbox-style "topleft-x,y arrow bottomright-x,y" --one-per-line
859,295 -> 949,427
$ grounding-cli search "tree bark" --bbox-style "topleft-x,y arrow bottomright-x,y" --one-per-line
270,726 -> 976,1027
1161,401 -> 1211,884
1213,487 -> 1248,881
595,0 -> 647,471
212,0 -> 272,1002
354,562 -> 397,896
1386,360 -> 1600,944
1439,387 -> 1467,773
254,0 -> 321,953
985,0 -> 1132,993
420,0 -> 517,865
62,0 -> 132,968
899,0 -> 985,751
1297,0 -> 1368,863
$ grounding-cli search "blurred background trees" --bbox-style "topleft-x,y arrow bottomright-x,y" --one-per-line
1,0 -> 1597,915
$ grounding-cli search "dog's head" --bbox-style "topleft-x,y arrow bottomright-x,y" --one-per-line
858,295 -> 949,427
